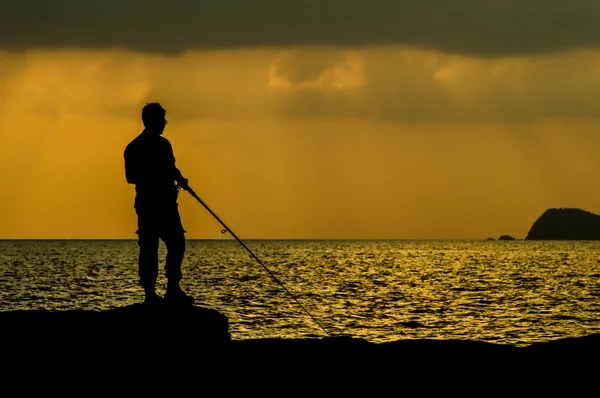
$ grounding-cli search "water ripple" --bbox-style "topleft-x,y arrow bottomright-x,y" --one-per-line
1,239 -> 599,346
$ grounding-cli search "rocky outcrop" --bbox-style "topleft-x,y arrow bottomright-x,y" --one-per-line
3,303 -> 231,364
526,208 -> 600,240
3,305 -> 599,370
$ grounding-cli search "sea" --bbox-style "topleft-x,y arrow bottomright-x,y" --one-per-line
1,239 -> 598,347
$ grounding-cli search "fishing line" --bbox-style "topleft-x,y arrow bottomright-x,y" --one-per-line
184,186 -> 332,338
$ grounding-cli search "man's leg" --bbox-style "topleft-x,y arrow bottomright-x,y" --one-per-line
138,233 -> 161,304
163,233 -> 193,304
162,202 -> 194,304
163,232 -> 185,284
136,203 -> 162,303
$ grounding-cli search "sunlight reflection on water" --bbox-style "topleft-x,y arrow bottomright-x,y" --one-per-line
1,239 -> 599,346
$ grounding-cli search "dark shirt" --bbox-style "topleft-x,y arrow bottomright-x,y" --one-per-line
124,130 -> 184,208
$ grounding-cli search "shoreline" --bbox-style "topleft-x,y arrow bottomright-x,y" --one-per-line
3,304 -> 598,369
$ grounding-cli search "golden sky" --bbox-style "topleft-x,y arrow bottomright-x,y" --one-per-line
1,1 -> 600,239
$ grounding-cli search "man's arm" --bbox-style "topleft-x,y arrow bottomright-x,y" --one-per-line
174,166 -> 189,190
164,139 -> 189,190
124,147 -> 137,185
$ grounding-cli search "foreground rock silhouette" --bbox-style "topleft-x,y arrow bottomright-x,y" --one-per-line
3,304 -> 598,369
526,208 -> 600,240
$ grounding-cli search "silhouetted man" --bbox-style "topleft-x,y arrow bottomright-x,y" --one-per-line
124,102 -> 194,306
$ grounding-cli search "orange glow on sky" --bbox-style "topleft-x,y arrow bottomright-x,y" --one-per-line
1,48 -> 599,239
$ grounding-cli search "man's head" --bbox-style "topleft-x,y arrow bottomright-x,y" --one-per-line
142,102 -> 167,134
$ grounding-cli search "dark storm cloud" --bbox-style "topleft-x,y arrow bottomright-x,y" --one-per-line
2,0 -> 600,56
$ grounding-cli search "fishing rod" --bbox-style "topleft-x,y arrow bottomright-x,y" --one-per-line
184,186 -> 332,338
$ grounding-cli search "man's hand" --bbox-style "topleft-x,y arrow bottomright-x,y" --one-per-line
178,177 -> 189,191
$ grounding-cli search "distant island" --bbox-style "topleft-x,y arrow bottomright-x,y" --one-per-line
526,208 -> 600,240
498,235 -> 516,241
487,235 -> 516,241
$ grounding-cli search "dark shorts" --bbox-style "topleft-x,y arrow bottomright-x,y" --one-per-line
135,202 -> 186,236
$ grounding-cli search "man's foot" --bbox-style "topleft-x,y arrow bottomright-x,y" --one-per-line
164,288 -> 195,306
143,291 -> 163,306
